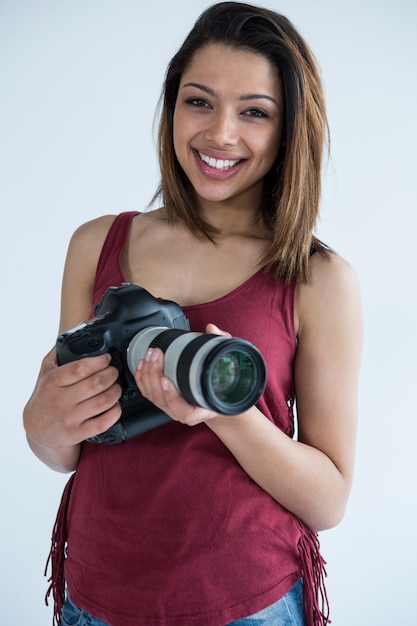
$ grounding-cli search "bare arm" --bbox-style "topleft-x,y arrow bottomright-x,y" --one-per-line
23,216 -> 122,473
134,253 -> 363,531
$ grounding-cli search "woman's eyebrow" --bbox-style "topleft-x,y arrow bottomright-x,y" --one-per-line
239,93 -> 278,105
182,82 -> 215,95
182,82 -> 278,106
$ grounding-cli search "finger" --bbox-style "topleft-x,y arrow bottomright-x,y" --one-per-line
158,376 -> 219,425
56,353 -> 113,387
134,348 -> 165,398
63,364 -> 121,407
136,348 -> 220,426
135,350 -> 189,415
38,346 -> 59,374
205,323 -> 232,338
36,363 -> 121,433
77,399 -> 122,442
40,397 -> 122,448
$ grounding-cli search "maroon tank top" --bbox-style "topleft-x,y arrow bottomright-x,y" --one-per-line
47,213 -> 329,626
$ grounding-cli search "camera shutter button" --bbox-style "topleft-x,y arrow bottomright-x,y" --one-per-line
87,337 -> 101,348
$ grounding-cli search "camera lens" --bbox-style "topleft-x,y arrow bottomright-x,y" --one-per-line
197,340 -> 266,414
127,329 -> 266,415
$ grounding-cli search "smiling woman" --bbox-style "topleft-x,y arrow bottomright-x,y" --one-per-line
157,3 -> 329,284
23,3 -> 362,626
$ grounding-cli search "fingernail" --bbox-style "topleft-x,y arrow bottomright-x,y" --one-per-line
161,377 -> 170,391
136,359 -> 143,371
145,349 -> 153,362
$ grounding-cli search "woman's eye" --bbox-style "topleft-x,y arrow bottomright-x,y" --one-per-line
244,108 -> 269,118
186,98 -> 209,108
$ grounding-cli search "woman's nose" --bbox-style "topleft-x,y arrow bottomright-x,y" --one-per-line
204,110 -> 238,146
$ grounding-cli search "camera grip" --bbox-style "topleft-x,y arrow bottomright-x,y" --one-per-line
86,406 -> 172,444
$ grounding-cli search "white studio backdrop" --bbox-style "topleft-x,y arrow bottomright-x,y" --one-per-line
1,0 -> 416,624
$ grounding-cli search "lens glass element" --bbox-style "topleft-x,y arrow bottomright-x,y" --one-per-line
210,349 -> 257,405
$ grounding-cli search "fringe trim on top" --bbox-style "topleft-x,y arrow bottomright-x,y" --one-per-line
44,473 -> 330,626
45,473 -> 75,626
296,518 -> 331,626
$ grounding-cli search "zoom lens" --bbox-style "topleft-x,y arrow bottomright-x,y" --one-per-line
127,328 -> 267,415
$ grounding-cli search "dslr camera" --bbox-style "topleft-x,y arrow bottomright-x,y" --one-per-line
56,283 -> 267,444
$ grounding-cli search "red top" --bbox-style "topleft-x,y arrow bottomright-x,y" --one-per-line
47,212 -> 329,626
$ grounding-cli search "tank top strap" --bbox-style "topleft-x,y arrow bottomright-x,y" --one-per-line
93,211 -> 139,311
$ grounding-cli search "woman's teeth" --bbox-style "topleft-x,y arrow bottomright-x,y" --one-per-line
198,152 -> 240,171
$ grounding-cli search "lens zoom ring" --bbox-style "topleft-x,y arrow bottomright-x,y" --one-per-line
149,328 -> 187,353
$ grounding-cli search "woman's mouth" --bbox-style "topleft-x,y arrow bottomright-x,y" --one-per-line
197,151 -> 242,172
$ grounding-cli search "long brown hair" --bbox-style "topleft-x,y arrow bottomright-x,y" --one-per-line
155,2 -> 330,283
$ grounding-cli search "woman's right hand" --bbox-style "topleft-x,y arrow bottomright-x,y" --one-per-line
23,347 -> 122,472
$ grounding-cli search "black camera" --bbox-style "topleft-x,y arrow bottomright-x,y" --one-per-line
56,283 -> 267,444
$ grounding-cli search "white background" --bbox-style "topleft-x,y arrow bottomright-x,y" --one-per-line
1,0 -> 416,624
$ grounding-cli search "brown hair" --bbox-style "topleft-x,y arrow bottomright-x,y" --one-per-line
155,1 -> 330,283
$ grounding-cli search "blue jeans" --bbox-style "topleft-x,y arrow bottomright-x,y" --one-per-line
61,580 -> 305,626
61,596 -> 108,626
227,579 -> 306,625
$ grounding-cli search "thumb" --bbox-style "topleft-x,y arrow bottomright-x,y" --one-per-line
205,323 -> 232,338
40,346 -> 59,372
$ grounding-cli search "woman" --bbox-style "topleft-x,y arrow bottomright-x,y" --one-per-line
24,3 -> 363,625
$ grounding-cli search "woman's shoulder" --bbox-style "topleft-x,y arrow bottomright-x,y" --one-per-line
63,215 -> 119,294
70,214 -> 119,247
66,213 -> 128,266
296,250 -> 362,336
59,215 -> 121,330
309,249 -> 359,290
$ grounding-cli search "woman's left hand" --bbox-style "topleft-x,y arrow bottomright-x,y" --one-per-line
133,323 -> 231,426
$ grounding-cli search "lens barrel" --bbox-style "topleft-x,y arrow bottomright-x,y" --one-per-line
127,327 -> 266,415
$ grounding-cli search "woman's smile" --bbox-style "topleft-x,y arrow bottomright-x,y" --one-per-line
193,149 -> 245,180
197,150 -> 242,172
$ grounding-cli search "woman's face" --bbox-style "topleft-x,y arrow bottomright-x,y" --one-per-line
173,43 -> 284,211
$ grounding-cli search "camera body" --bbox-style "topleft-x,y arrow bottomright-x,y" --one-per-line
56,283 -> 190,444
56,283 -> 267,444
